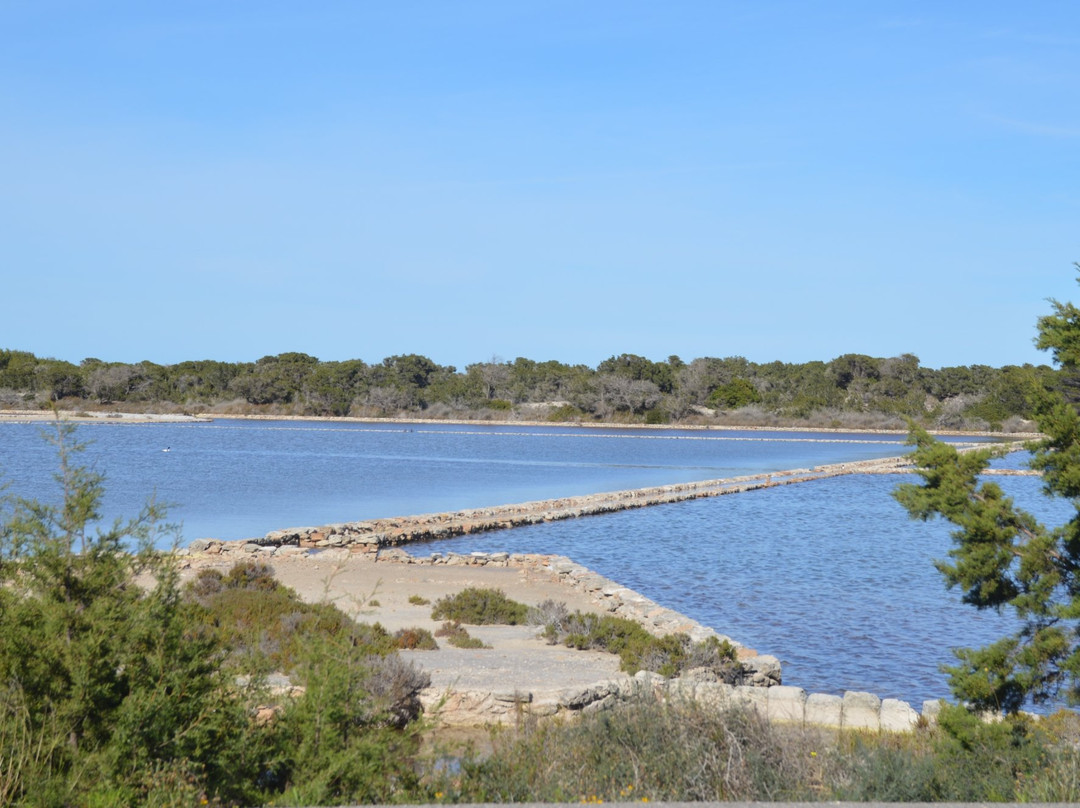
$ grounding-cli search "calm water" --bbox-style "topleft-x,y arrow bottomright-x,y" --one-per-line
1,419 -> 937,542
419,472 -> 1069,710
1,418 -> 1045,708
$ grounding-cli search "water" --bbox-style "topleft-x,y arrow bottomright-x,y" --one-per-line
1,417 -> 1040,708
418,472 -> 1070,710
0,419 -> 942,542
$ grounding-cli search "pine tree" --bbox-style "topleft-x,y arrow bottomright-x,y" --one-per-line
895,267 -> 1080,714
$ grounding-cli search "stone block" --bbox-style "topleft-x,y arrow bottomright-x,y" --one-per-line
880,698 -> 919,732
767,685 -> 807,724
805,693 -> 844,728
842,690 -> 881,731
695,682 -> 736,710
921,699 -> 944,726
732,685 -> 768,716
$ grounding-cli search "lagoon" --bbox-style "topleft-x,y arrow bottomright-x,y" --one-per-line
1,419 -> 944,543
0,418 -> 1044,709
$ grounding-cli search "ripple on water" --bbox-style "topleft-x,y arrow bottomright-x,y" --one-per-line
415,473 -> 1072,710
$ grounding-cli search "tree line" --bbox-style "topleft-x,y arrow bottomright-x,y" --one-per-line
0,348 -> 1057,431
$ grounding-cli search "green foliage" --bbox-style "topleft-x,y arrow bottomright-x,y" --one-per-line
0,345 -> 1056,428
643,407 -> 667,424
542,610 -> 738,679
436,697 -> 821,802
394,627 -> 439,650
706,377 -> 762,409
185,561 -> 397,675
894,268 -> 1080,713
430,694 -> 1080,804
0,422 -> 265,805
0,425 -> 434,805
545,403 -> 585,422
408,593 -> 430,605
264,631 -> 429,804
430,587 -> 529,625
435,621 -> 490,649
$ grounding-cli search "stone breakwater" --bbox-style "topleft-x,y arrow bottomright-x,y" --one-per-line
431,671 -> 940,732
213,454 -> 936,555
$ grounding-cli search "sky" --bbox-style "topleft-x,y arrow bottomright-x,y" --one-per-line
1,1 -> 1077,372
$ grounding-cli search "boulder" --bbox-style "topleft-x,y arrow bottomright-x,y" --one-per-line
805,693 -> 844,728
766,685 -> 807,724
842,691 -> 881,731
880,698 -> 919,732
741,654 -> 782,687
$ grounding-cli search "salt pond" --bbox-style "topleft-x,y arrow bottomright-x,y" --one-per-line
2,418 -> 1045,709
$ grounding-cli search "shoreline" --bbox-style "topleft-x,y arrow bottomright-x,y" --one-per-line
6,407 -> 1039,728
0,407 -> 1042,440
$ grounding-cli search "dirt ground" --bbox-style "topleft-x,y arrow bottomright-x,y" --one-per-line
178,551 -> 627,697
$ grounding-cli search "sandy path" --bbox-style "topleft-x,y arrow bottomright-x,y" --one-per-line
180,552 -> 626,700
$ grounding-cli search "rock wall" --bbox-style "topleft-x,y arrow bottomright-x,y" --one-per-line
427,670 -> 940,732
199,455 -> 919,554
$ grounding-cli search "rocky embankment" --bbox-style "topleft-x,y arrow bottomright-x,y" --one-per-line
183,542 -> 941,731
215,455 -> 938,555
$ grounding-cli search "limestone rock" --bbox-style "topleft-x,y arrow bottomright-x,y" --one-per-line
805,693 -> 843,728
842,690 -> 881,731
766,685 -> 807,724
880,698 -> 919,732
741,654 -> 782,687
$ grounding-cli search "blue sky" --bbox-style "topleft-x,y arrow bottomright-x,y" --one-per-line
2,2 -> 1077,371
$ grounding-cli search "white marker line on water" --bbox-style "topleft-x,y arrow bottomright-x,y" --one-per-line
159,422 -> 928,446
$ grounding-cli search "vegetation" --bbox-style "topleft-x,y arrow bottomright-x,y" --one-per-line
895,268 -> 1080,714
434,621 -> 490,649
0,346 -> 1055,431
0,423 -> 431,806
537,602 -> 740,679
430,587 -> 529,625
431,695 -> 1080,803
394,627 -> 439,651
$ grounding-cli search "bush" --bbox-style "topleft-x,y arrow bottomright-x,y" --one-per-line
435,621 -> 490,649
185,565 -> 397,675
430,587 -> 529,625
0,422 -> 267,806
542,610 -> 739,679
394,626 -> 439,650
433,694 -> 823,802
429,693 -> 1080,804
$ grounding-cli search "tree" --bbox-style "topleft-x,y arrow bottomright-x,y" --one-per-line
0,420 -> 263,804
894,268 -> 1080,714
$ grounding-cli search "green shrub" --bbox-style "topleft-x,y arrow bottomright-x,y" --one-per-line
394,627 -> 439,650
543,611 -> 738,679
546,404 -> 583,422
430,587 -> 529,625
0,423 -> 435,806
185,567 -> 396,675
435,621 -> 490,649
0,422 -> 268,806
644,407 -> 667,424
431,694 -> 1080,804
408,594 -> 430,606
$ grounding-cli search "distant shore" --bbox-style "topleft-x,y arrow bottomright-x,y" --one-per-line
0,408 -> 1041,440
